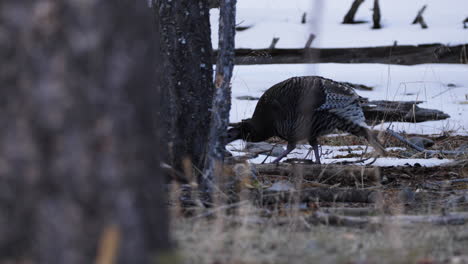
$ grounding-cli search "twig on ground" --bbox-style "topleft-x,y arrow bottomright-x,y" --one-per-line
386,128 -> 468,156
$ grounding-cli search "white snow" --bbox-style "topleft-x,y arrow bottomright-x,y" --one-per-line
230,63 -> 468,136
227,141 -> 454,167
211,0 -> 468,49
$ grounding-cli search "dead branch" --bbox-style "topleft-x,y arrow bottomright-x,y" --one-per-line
386,129 -> 468,156
372,0 -> 381,29
301,12 -> 306,24
269,37 -> 280,50
254,163 -> 380,185
412,5 -> 427,24
304,34 -> 316,49
343,0 -> 365,24
412,5 -> 428,29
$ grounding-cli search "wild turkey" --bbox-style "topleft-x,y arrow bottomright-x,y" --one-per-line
227,76 -> 386,164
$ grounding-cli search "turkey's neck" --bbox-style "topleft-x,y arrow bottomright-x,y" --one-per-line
248,116 -> 275,142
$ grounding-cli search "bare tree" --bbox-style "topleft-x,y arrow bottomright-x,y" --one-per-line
343,0 -> 365,24
0,0 -> 171,263
203,0 -> 237,198
156,0 -> 215,180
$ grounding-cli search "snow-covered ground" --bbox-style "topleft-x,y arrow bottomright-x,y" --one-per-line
211,0 -> 468,49
230,63 -> 468,135
216,1 -> 467,166
227,63 -> 467,166
227,141 -> 454,167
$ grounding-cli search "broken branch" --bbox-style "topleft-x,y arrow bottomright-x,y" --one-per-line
386,128 -> 468,156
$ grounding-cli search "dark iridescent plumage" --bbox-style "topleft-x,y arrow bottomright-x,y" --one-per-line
227,76 -> 385,163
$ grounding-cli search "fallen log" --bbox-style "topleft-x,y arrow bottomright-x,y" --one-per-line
254,163 -> 380,185
260,187 -> 377,204
220,211 -> 468,228
323,207 -> 379,216
214,44 -> 468,65
310,211 -> 468,227
362,100 -> 450,123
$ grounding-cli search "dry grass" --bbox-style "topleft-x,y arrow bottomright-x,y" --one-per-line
171,204 -> 468,264
171,132 -> 468,264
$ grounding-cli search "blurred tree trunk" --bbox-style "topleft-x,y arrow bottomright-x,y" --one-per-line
0,0 -> 171,263
202,0 -> 237,198
156,0 -> 214,180
343,0 -> 365,24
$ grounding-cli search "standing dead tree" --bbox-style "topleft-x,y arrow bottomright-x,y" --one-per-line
157,0 -> 215,179
203,0 -> 237,198
372,0 -> 381,29
343,0 -> 365,24
0,0 -> 171,263
412,5 -> 428,29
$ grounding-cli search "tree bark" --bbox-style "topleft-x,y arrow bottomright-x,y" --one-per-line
203,0 -> 237,197
157,0 -> 215,176
343,0 -> 365,24
0,0 -> 171,263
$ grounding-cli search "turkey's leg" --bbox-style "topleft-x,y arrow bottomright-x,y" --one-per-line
308,139 -> 321,164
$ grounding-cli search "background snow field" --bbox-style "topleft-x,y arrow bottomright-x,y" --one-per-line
217,0 -> 468,166
211,0 -> 468,49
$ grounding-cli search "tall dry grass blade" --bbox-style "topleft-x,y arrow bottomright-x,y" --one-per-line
95,224 -> 121,264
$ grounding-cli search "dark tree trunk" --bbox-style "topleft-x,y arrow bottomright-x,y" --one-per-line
372,0 -> 382,29
157,0 -> 215,178
0,0 -> 171,263
203,0 -> 237,198
343,0 -> 365,24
